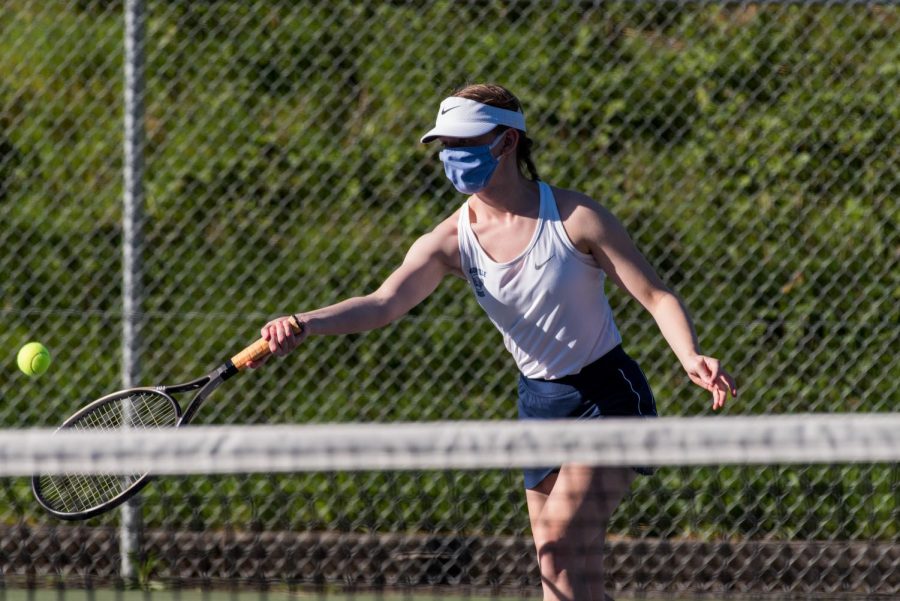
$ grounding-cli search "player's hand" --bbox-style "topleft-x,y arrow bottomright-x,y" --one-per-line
246,314 -> 308,369
683,354 -> 737,411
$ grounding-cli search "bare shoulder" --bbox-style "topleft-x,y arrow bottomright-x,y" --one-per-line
423,208 -> 461,255
431,207 -> 462,240
407,208 -> 463,276
549,185 -> 619,248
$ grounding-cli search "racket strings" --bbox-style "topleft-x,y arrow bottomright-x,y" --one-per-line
37,392 -> 178,514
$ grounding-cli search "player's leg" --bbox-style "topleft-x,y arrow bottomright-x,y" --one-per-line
526,465 -> 635,600
526,466 -> 598,599
525,472 -> 554,580
526,474 -> 569,599
584,467 -> 635,600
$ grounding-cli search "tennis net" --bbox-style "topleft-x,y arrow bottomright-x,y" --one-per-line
1,414 -> 898,599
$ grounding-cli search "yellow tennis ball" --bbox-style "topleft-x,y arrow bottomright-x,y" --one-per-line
17,342 -> 51,377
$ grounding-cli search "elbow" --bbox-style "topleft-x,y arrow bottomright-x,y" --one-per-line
645,287 -> 679,315
366,292 -> 403,329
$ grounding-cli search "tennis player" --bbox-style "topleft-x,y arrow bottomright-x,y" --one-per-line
250,83 -> 737,600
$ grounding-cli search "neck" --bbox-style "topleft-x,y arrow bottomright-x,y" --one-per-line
472,170 -> 539,216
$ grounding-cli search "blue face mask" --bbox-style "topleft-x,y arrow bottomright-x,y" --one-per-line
439,132 -> 506,194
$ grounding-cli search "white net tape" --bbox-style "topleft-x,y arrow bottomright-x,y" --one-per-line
4,413 -> 898,477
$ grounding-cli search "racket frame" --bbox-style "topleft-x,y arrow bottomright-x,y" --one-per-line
33,316 -> 299,520
32,362 -> 238,520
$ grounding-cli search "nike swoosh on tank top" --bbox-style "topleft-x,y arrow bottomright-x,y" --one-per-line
457,181 -> 622,380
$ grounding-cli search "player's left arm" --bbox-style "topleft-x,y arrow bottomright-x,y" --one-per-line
559,189 -> 738,410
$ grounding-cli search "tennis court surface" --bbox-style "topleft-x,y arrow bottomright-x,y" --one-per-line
0,592 -> 622,601
2,415 -> 898,599
0,592 -> 750,601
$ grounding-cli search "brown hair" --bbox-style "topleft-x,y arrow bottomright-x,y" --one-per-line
451,83 -> 540,182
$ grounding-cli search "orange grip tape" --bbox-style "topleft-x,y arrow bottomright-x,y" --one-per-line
230,316 -> 303,370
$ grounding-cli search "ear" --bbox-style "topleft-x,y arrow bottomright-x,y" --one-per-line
499,129 -> 519,158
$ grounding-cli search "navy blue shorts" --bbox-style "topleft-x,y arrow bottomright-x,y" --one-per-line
517,345 -> 658,489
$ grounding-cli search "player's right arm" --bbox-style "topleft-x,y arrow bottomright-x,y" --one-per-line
248,214 -> 461,366
298,225 -> 458,335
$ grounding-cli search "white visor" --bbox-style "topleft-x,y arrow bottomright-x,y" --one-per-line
420,97 -> 526,143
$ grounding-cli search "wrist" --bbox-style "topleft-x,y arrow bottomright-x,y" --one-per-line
292,313 -> 312,336
677,349 -> 702,369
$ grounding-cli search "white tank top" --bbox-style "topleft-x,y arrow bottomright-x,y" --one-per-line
457,181 -> 622,380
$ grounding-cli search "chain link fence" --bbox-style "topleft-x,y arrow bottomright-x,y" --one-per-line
1,0 -> 897,596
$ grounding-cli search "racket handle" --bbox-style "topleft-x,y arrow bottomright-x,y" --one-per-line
230,316 -> 303,370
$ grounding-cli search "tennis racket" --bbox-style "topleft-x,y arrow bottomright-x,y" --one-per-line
32,316 -> 301,521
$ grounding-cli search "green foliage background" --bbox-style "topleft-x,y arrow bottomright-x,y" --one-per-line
1,1 -> 897,544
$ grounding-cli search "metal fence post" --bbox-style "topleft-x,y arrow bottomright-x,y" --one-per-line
121,0 -> 146,584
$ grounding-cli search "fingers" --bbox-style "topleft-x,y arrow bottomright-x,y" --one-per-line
702,357 -> 725,411
700,357 -> 719,387
245,356 -> 270,370
721,370 -> 738,398
687,356 -> 737,411
271,318 -> 299,355
250,315 -> 306,369
711,378 -> 726,411
710,370 -> 736,410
